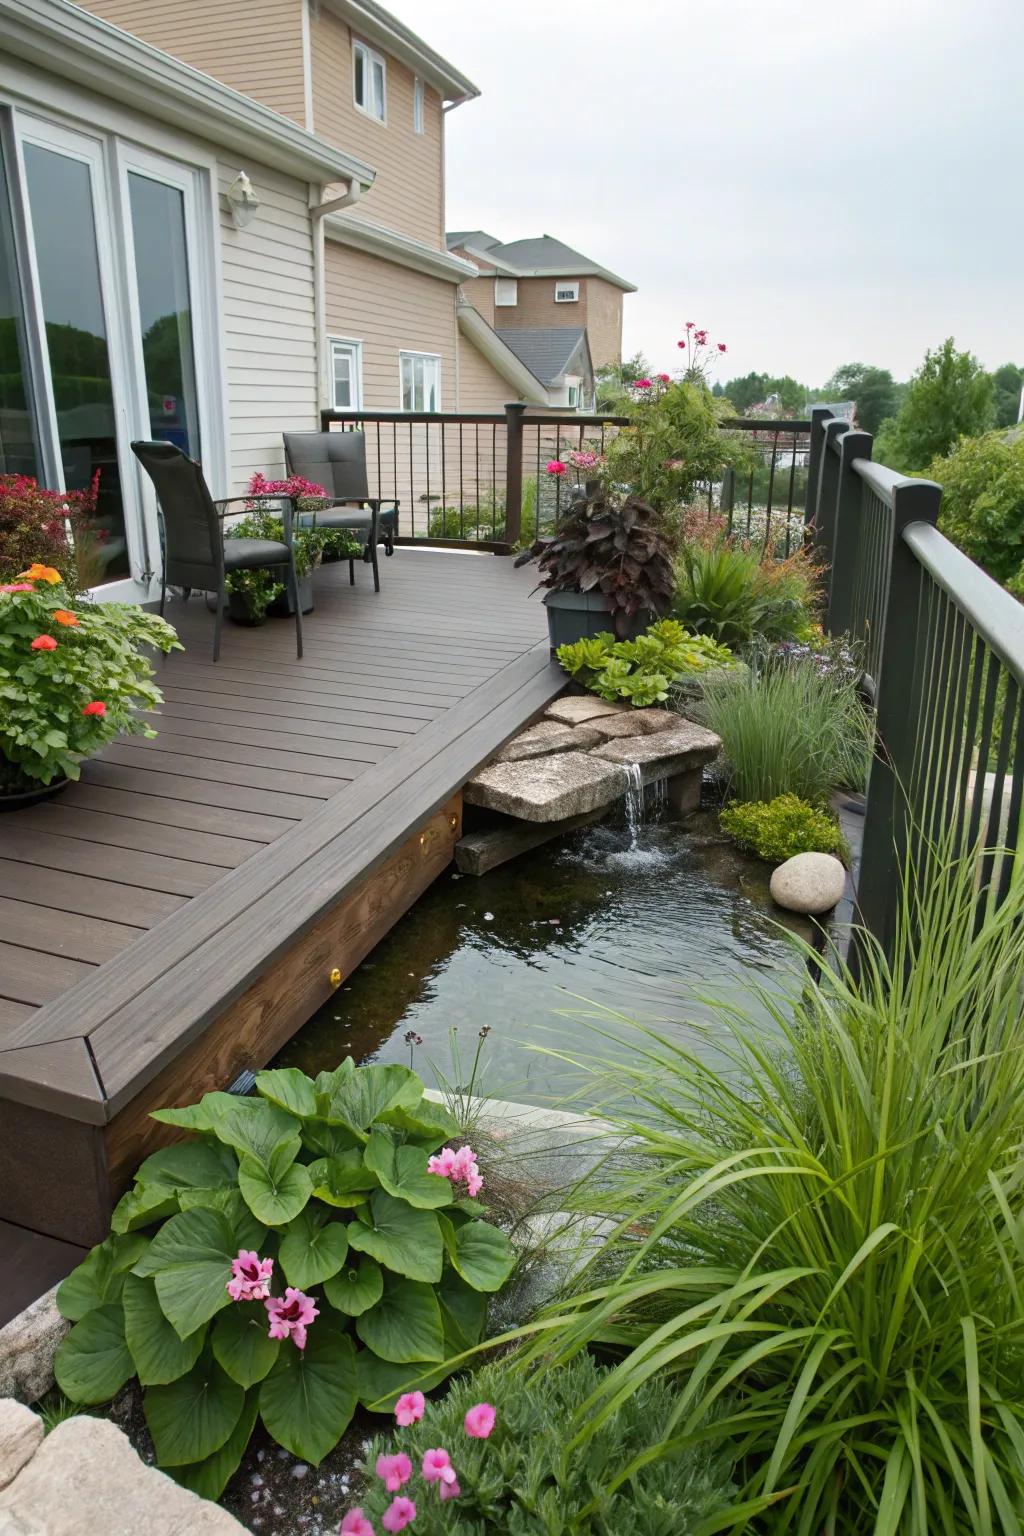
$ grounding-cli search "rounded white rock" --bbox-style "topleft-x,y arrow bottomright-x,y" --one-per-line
769,851 -> 846,915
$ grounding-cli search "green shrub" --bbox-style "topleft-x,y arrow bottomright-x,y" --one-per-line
928,429 -> 1024,594
350,1355 -> 736,1535
697,649 -> 872,803
521,841 -> 1024,1532
671,540 -> 821,649
224,507 -> 327,622
53,1062 -> 513,1498
719,792 -> 847,863
557,618 -> 735,707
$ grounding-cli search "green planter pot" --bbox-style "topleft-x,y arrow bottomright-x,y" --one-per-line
542,589 -> 651,651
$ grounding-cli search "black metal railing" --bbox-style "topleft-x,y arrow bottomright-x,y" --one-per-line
718,417 -> 813,553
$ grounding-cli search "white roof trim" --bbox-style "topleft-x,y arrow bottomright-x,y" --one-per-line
0,0 -> 376,188
456,303 -> 549,406
325,213 -> 478,284
324,0 -> 479,104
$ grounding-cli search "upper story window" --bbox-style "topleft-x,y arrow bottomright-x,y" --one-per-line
354,41 -> 386,122
400,351 -> 441,412
330,339 -> 362,411
494,277 -> 518,307
567,382 -> 579,408
555,280 -> 580,303
413,77 -> 425,134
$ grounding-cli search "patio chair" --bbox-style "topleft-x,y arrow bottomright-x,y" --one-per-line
131,440 -> 303,662
283,431 -> 399,597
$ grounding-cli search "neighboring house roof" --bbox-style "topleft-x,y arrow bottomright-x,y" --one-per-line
455,302 -> 549,405
495,327 -> 591,387
0,0 -> 376,188
325,0 -> 480,106
447,231 -> 636,292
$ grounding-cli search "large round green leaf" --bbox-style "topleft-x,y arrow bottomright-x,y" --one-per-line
347,1192 -> 442,1283
255,1067 -> 318,1120
134,1140 -> 238,1191
259,1322 -> 357,1465
444,1215 -> 514,1293
54,1304 -> 134,1405
56,1233 -> 149,1321
323,1254 -> 383,1317
355,1348 -> 453,1413
132,1207 -> 238,1339
212,1304 -> 280,1388
301,1119 -> 361,1160
238,1149 -> 312,1227
318,1064 -> 421,1137
122,1273 -> 205,1386
210,1098 -> 302,1170
378,1096 -> 459,1149
169,1391 -> 259,1502
144,1349 -> 245,1466
364,1132 -> 454,1210
439,1272 -> 488,1351
307,1150 -> 378,1208
177,1187 -> 267,1255
111,1185 -> 180,1235
278,1207 -> 349,1290
355,1277 -> 444,1363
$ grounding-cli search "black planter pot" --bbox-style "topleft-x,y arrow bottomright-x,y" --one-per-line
0,770 -> 70,811
542,589 -> 652,651
268,573 -> 314,617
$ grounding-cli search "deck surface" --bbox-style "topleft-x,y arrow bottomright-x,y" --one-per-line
0,550 -> 547,1036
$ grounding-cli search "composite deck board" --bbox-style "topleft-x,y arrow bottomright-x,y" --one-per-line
0,551 -> 549,1042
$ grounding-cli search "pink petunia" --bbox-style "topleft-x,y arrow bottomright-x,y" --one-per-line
227,1249 -> 274,1302
464,1402 -> 496,1439
265,1286 -> 318,1349
438,1479 -> 461,1502
381,1496 -> 416,1533
421,1448 -> 457,1485
375,1453 -> 412,1492
341,1510 -> 375,1536
394,1391 -> 425,1427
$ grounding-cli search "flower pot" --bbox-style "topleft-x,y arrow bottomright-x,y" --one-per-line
0,763 -> 70,811
542,589 -> 652,651
268,573 -> 314,617
227,591 -> 270,626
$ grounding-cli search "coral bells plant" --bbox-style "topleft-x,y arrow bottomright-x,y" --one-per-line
0,570 -> 179,791
0,471 -> 102,593
53,1062 -> 514,1499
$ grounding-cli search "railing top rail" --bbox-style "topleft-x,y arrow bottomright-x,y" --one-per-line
522,411 -> 630,428
321,409 -> 507,426
852,457 -> 926,509
721,417 -> 813,432
903,521 -> 1024,683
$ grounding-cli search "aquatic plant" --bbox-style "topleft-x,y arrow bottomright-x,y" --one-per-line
719,792 -> 847,863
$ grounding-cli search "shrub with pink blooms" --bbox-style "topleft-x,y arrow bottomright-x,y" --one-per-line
349,1356 -> 735,1534
53,1061 -> 514,1500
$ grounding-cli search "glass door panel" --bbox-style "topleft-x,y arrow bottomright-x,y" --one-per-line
126,171 -> 200,459
0,141 -> 38,478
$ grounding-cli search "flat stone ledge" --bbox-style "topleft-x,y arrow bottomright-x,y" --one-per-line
494,720 -> 602,762
592,719 -> 721,784
543,695 -> 626,725
586,707 -> 678,741
466,752 -> 627,823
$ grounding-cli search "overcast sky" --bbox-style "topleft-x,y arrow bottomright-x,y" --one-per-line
386,0 -> 1024,389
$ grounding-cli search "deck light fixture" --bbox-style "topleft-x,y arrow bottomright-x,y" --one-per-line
226,171 -> 260,229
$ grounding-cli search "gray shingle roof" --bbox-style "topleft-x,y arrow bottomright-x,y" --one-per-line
445,231 -> 635,291
495,327 -> 587,386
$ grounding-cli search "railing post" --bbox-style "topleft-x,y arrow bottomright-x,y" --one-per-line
826,428 -> 873,635
804,406 -> 832,526
503,402 -> 527,549
811,417 -> 847,571
856,478 -> 942,956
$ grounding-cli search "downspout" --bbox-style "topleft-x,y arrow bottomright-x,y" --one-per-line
310,179 -> 365,416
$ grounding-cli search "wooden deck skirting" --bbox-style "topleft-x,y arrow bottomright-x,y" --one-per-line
0,553 -> 563,1249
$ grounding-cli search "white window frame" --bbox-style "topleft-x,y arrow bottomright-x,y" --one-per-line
353,41 -> 387,123
567,381 -> 579,408
329,336 -> 362,411
554,279 -> 580,303
413,77 -> 424,135
494,277 -> 518,307
399,349 -> 441,413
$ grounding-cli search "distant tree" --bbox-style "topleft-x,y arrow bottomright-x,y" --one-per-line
822,363 -> 898,436
990,363 -> 1024,428
873,339 -> 995,472
719,372 -> 807,417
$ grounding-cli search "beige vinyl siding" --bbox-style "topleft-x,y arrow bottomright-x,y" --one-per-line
76,0 -> 308,123
218,161 -> 319,493
456,333 -> 517,412
310,8 -> 444,247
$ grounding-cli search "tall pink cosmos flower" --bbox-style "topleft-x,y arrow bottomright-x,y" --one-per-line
381,1496 -> 416,1532
464,1402 -> 496,1439
265,1287 -> 318,1349
227,1250 -> 274,1302
545,460 -> 567,476
394,1391 -> 425,1426
717,342 -> 728,353
341,1510 -> 375,1536
421,1448 -> 457,1485
375,1453 -> 412,1492
685,320 -> 695,329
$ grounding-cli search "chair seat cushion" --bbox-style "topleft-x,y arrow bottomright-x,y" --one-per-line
296,509 -> 373,532
224,537 -> 290,570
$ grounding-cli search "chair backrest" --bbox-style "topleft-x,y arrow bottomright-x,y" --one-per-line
131,440 -> 222,588
283,431 -> 369,502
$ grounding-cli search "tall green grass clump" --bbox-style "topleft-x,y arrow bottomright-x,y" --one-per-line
699,650 -> 871,803
522,845 -> 1024,1531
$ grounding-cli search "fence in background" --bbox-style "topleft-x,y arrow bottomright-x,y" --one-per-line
718,417 -> 812,554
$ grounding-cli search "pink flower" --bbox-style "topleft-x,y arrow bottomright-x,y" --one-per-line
227,1249 -> 274,1302
341,1511 -> 375,1536
656,373 -> 671,384
694,330 -> 708,346
394,1391 -> 425,1426
0,582 -> 33,593
685,320 -> 695,329
426,1147 -> 457,1178
30,634 -> 57,651
381,1497 -> 416,1532
430,1144 -> 484,1198
421,1449 -> 457,1485
546,460 -> 567,476
632,378 -> 653,390
265,1286 -> 318,1349
375,1453 -> 412,1492
717,342 -> 728,353
677,340 -> 687,349
438,1480 -> 461,1502
464,1402 -> 496,1439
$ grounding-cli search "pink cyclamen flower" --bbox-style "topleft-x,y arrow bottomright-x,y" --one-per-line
421,1449 -> 457,1485
632,378 -> 653,390
265,1287 -> 318,1349
546,460 -> 567,476
394,1391 -> 425,1426
439,1480 -> 461,1501
375,1453 -> 412,1493
381,1497 -> 416,1533
464,1402 -> 496,1439
426,1146 -> 457,1178
341,1511 -> 375,1536
227,1249 -> 274,1302
717,342 -> 728,353
0,582 -> 33,593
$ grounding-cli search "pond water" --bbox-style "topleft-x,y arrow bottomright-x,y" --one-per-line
275,798 -> 818,1109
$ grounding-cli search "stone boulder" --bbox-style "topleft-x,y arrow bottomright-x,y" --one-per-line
494,720 -> 602,763
466,752 -> 626,823
543,696 -> 626,725
592,719 -> 722,784
0,1286 -> 68,1405
0,1401 -> 43,1491
586,708 -> 677,742
770,852 -> 847,914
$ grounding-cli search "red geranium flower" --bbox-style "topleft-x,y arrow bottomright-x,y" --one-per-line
30,634 -> 57,651
82,701 -> 107,717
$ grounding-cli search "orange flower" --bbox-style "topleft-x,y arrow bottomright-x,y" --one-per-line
53,610 -> 79,626
17,563 -> 62,585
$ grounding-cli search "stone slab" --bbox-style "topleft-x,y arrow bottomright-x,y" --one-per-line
454,808 -> 606,875
0,1402 -> 43,1492
543,695 -> 626,725
586,708 -> 677,741
0,1288 -> 68,1406
494,720 -> 602,763
465,752 -> 626,823
0,1416 -> 246,1535
592,720 -> 722,786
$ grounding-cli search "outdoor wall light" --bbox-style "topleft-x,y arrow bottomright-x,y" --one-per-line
225,171 -> 260,229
